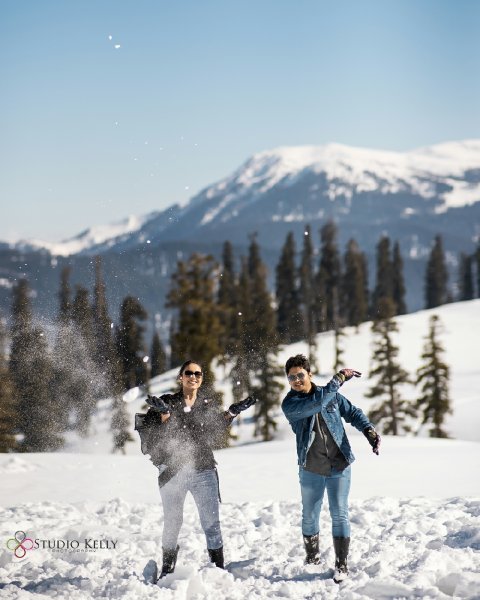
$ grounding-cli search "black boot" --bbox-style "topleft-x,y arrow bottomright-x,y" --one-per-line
303,533 -> 321,565
333,537 -> 350,583
158,545 -> 179,579
207,546 -> 224,569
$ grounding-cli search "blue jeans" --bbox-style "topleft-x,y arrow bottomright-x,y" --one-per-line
299,466 -> 351,538
159,467 -> 222,550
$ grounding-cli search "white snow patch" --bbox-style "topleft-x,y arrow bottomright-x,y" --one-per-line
195,139 -> 480,222
0,456 -> 37,473
17,213 -> 155,257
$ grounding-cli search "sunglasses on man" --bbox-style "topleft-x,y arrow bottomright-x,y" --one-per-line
287,372 -> 307,383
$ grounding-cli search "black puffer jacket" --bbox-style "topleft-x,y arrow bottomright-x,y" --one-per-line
137,390 -> 232,487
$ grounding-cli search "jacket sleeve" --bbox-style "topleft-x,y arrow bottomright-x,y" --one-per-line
136,408 -> 166,463
281,377 -> 342,422
337,393 -> 373,431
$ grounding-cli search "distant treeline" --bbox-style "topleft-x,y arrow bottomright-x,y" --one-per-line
1,222 -> 475,452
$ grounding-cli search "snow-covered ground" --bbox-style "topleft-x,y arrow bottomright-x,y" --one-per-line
1,301 -> 479,599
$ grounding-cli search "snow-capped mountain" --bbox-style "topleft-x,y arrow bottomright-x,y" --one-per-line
1,140 -> 479,322
191,138 -> 480,224
11,212 -> 160,257
9,139 -> 480,257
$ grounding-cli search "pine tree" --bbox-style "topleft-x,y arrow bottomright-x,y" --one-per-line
217,241 -> 239,360
392,241 -> 407,315
150,331 -> 167,379
92,256 -> 120,394
246,234 -> 278,360
252,351 -> 284,441
342,238 -> 368,327
167,253 -> 225,381
0,318 -> 17,452
167,252 -> 229,445
230,257 -> 253,405
50,269 -> 77,433
111,395 -> 134,453
416,315 -> 452,437
458,252 -> 474,301
366,298 -> 415,435
246,235 -> 281,437
425,235 -> 449,309
72,286 -> 95,343
228,237 -> 281,436
313,267 -> 327,334
91,258 -> 125,448
298,225 -> 316,362
116,296 -> 149,391
69,285 -> 98,436
58,265 -> 72,323
361,252 -> 370,320
276,232 -> 301,344
371,235 -> 394,319
317,221 -> 341,330
9,279 -> 63,451
168,316 -> 180,369
333,327 -> 345,372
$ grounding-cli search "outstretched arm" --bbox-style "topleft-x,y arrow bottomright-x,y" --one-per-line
282,376 -> 342,422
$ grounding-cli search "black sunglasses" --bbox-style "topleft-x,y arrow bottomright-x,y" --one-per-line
184,370 -> 203,378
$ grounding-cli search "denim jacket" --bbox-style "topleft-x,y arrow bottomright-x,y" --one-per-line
281,377 -> 372,467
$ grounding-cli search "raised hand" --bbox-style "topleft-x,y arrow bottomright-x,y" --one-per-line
363,427 -> 381,455
228,396 -> 257,416
336,368 -> 362,383
146,394 -> 171,414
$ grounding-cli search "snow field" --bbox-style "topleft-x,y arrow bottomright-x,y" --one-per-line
1,300 -> 480,598
0,496 -> 479,599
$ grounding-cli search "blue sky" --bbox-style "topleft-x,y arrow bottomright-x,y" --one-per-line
1,0 -> 479,242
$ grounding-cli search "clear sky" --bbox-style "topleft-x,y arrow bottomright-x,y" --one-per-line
1,0 -> 479,243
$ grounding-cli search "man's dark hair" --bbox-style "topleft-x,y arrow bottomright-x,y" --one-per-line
285,354 -> 311,375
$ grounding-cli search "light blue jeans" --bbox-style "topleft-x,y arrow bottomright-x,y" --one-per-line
159,467 -> 222,550
299,466 -> 351,537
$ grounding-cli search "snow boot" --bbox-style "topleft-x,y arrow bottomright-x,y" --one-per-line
207,546 -> 224,569
158,545 -> 179,579
333,536 -> 350,583
303,533 -> 321,565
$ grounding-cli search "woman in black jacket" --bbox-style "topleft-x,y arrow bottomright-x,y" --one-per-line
141,359 -> 255,579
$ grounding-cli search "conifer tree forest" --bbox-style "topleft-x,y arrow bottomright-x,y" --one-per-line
0,224 -> 476,452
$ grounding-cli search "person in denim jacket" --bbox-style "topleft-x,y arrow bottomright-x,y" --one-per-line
281,354 -> 381,583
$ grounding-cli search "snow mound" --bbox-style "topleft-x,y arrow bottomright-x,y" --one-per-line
0,456 -> 37,474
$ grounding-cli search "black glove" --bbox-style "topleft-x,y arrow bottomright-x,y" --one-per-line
146,394 -> 171,414
363,427 -> 381,455
228,396 -> 257,416
335,368 -> 362,383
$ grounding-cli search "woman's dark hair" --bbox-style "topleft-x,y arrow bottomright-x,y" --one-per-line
177,359 -> 203,379
285,354 -> 311,375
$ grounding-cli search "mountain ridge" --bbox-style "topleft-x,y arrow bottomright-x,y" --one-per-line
6,138 -> 480,257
